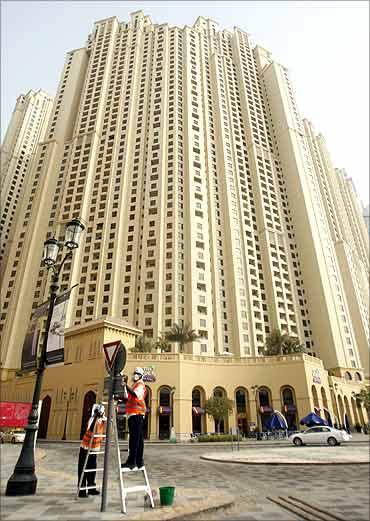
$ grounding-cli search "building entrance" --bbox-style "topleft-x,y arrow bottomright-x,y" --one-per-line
38,395 -> 51,439
159,415 -> 170,439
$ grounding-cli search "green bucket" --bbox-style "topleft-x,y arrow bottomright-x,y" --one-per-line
159,486 -> 175,506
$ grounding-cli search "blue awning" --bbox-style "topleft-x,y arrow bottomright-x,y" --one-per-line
265,413 -> 287,431
300,412 -> 328,427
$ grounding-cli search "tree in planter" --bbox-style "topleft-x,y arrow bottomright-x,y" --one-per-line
131,335 -> 154,353
204,395 -> 234,434
164,323 -> 200,353
155,334 -> 171,353
356,388 -> 370,415
259,328 -> 305,356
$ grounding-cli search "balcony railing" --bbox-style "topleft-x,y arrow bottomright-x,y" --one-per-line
128,352 -> 323,367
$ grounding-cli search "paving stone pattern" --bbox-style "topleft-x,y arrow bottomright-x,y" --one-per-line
1,442 -> 369,520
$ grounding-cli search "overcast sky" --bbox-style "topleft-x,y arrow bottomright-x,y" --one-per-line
1,1 -> 369,205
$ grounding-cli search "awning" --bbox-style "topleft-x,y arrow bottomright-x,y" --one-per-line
158,406 -> 171,415
300,412 -> 328,427
284,404 -> 297,413
266,412 -> 287,431
260,405 -> 273,413
192,406 -> 205,415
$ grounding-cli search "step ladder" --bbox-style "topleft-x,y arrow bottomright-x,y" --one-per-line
76,402 -> 154,514
113,405 -> 154,514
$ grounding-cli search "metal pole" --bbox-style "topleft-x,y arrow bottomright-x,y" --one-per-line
62,400 -> 69,441
6,272 -> 58,496
101,371 -> 114,512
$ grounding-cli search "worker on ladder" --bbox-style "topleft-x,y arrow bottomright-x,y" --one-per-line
120,367 -> 147,470
78,404 -> 106,498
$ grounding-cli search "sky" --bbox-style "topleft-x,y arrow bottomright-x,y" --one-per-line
1,0 -> 369,205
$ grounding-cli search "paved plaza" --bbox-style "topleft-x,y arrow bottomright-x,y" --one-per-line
202,443 -> 369,465
1,439 -> 369,520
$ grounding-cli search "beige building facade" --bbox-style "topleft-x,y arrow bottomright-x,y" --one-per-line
1,320 -> 368,440
1,12 -> 369,437
0,89 -> 53,272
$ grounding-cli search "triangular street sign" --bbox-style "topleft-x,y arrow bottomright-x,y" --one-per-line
103,340 -> 121,370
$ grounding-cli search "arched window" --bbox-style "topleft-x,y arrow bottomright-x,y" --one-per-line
258,388 -> 270,407
80,390 -> 96,439
214,386 -> 226,398
192,388 -> 201,407
354,372 -> 362,382
39,395 -> 52,439
282,388 -> 294,405
158,387 -> 171,440
192,387 -> 206,435
159,387 -> 171,406
235,388 -> 247,413
344,371 -> 352,381
311,385 -> 320,413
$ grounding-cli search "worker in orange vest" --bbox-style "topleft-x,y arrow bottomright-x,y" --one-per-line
120,367 -> 147,470
78,404 -> 106,498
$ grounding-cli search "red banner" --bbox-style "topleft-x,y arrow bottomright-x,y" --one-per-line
0,401 -> 31,428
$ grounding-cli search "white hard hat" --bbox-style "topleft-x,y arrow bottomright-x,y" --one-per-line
134,367 -> 144,376
92,404 -> 105,416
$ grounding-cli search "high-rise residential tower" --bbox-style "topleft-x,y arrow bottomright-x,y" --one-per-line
0,89 -> 53,270
1,12 -> 369,382
363,204 -> 370,235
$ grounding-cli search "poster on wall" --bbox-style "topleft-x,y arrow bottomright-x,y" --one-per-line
21,286 -> 76,369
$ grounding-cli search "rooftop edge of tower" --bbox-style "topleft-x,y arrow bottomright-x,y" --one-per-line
193,15 -> 219,29
93,16 -> 118,26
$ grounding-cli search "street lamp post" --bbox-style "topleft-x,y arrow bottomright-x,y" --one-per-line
170,386 -> 176,430
251,385 -> 259,433
6,218 -> 85,496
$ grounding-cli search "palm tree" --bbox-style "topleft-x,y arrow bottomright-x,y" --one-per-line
261,329 -> 305,356
164,323 -> 200,353
282,336 -> 305,355
155,334 -> 171,353
260,329 -> 290,356
131,335 -> 154,353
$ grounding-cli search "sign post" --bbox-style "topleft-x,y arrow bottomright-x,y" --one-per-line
100,342 -> 126,513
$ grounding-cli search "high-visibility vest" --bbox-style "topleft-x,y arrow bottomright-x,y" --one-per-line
125,381 -> 147,416
81,419 -> 105,451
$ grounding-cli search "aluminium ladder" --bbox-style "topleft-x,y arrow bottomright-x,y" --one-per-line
113,403 -> 154,514
76,402 -> 154,514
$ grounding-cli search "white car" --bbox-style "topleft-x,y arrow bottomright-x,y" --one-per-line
289,426 -> 351,446
2,430 -> 26,444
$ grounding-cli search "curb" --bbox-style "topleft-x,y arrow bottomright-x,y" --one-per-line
200,455 -> 370,466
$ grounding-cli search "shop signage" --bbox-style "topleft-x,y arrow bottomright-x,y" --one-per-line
0,401 -> 32,428
312,368 -> 321,384
143,366 -> 156,382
